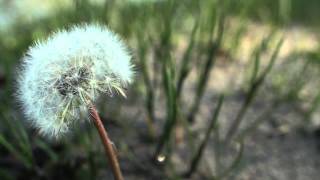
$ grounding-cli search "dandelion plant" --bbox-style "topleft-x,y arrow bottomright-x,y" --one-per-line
17,24 -> 134,180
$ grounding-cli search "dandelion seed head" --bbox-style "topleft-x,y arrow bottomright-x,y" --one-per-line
17,24 -> 134,138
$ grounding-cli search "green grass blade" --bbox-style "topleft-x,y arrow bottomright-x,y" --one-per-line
215,141 -> 244,180
225,37 -> 284,144
176,18 -> 199,98
155,59 -> 177,159
188,1 -> 226,123
184,95 -> 224,178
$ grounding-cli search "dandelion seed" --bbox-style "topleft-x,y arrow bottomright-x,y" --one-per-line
17,24 -> 134,138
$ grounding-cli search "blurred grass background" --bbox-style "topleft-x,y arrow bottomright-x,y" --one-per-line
1,0 -> 320,179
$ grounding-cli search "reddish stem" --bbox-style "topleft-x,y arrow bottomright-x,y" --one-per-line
89,105 -> 124,180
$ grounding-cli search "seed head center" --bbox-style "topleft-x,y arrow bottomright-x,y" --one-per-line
55,67 -> 91,96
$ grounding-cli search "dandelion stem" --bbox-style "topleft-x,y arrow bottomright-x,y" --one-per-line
89,105 -> 124,180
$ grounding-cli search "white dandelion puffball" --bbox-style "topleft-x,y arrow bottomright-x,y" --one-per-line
17,24 -> 134,138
